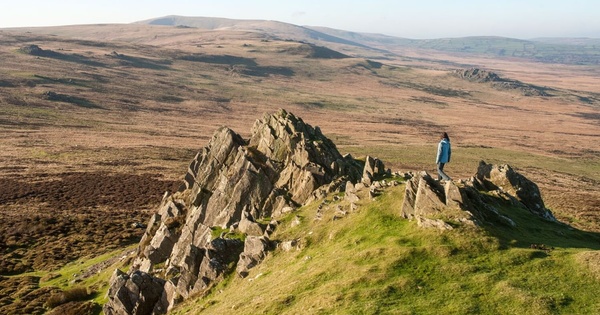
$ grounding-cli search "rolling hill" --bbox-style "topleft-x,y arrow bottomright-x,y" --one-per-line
137,15 -> 600,65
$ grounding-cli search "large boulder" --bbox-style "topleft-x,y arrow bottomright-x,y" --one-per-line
362,155 -> 386,185
401,171 -> 455,219
474,161 -> 555,221
103,270 -> 167,315
236,236 -> 272,278
105,109 -> 367,313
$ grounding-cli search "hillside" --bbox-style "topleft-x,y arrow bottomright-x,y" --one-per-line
172,177 -> 600,314
137,16 -> 371,50
99,109 -> 599,315
0,20 -> 598,314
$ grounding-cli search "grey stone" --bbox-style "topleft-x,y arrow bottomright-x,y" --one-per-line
475,161 -> 555,221
103,270 -> 166,315
236,236 -> 271,278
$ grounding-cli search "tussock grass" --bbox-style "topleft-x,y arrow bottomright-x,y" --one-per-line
45,286 -> 92,308
173,184 -> 600,314
37,247 -> 136,305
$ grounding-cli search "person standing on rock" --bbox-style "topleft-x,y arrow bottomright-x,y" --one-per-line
436,132 -> 452,181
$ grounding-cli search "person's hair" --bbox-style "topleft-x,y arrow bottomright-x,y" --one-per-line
442,132 -> 449,140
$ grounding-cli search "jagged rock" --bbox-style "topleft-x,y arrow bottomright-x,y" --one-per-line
264,220 -> 278,235
238,211 -> 267,236
334,204 -> 347,219
305,177 -> 349,205
236,236 -> 271,278
173,245 -> 203,299
193,238 -> 244,292
105,109 -> 366,313
154,281 -> 178,314
454,68 -> 550,96
401,161 -> 555,229
444,180 -> 465,208
401,171 -> 446,219
249,109 -> 362,204
355,182 -> 366,191
362,156 -> 386,186
144,224 -> 178,264
345,180 -> 355,193
368,187 -> 378,199
475,161 -> 555,221
344,180 -> 360,202
134,195 -> 186,272
454,68 -> 501,83
103,269 -> 166,315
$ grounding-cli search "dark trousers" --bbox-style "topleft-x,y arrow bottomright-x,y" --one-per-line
437,163 -> 451,181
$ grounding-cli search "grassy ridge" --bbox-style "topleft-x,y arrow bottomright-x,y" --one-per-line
173,183 -> 600,314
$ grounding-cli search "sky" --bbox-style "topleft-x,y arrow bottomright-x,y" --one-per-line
0,0 -> 598,39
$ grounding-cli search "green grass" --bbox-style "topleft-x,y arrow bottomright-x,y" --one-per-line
171,184 -> 600,314
11,246 -> 136,311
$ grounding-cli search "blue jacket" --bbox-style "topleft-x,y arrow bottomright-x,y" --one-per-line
436,138 -> 451,164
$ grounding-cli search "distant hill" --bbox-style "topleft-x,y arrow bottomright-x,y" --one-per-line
136,16 -> 600,65
304,26 -> 418,46
531,37 -> 600,46
137,15 -> 372,49
411,36 -> 600,64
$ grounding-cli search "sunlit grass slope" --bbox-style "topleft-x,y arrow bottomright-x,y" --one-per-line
173,182 -> 600,315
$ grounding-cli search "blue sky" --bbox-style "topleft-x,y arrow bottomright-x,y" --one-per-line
1,0 -> 598,39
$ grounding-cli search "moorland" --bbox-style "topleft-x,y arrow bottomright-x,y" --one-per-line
0,17 -> 598,314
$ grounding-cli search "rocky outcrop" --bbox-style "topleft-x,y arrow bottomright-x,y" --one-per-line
454,68 -> 502,83
473,161 -> 555,221
20,44 -> 45,56
104,109 -> 557,314
401,161 -> 555,228
454,68 -> 551,96
104,109 -> 378,314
